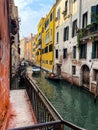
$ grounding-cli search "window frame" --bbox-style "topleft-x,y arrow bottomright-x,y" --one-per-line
72,19 -> 77,37
56,49 -> 58,59
63,26 -> 69,41
73,46 -> 76,59
79,43 -> 87,59
63,48 -> 67,59
82,12 -> 88,28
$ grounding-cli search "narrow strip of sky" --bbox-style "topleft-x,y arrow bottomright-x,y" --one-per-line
14,0 -> 55,39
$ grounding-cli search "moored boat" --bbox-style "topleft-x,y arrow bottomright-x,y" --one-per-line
32,67 -> 40,75
45,73 -> 62,82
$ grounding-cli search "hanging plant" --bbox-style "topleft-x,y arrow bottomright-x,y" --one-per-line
77,27 -> 86,49
90,33 -> 95,42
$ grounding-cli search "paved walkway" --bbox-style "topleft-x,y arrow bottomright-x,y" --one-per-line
7,90 -> 37,129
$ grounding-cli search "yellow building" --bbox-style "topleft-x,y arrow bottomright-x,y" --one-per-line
32,35 -> 36,64
36,18 -> 45,67
41,5 -> 56,72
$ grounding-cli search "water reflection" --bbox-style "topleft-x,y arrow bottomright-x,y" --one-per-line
33,71 -> 98,130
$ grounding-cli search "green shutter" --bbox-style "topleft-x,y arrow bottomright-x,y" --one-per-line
67,26 -> 69,40
91,6 -> 97,23
72,23 -> 74,37
85,44 -> 87,58
92,42 -> 96,58
63,28 -> 65,41
79,45 -> 82,59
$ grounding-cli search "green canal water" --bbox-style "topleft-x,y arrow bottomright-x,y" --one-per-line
33,72 -> 98,130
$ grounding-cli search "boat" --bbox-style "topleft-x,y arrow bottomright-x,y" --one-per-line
45,73 -> 62,82
32,67 -> 40,75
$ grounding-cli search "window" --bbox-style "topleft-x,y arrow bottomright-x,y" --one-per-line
46,32 -> 49,44
72,0 -> 76,2
49,60 -> 52,65
45,46 -> 48,53
45,19 -> 49,29
72,19 -> 77,37
72,66 -> 76,75
91,5 -> 98,23
64,0 -> 68,15
73,46 -> 76,58
42,26 -> 44,33
82,12 -> 88,28
36,51 -> 39,55
50,29 -> 52,41
63,48 -> 67,59
49,44 -> 53,52
73,0 -> 76,2
57,8 -> 60,19
56,49 -> 58,58
93,69 -> 98,81
79,43 -> 87,59
63,26 -> 69,41
56,32 -> 59,43
50,13 -> 53,21
92,41 -> 98,59
46,60 -> 48,64
42,49 -> 45,54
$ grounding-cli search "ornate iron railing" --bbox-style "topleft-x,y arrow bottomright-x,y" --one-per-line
9,75 -> 86,130
77,22 -> 98,42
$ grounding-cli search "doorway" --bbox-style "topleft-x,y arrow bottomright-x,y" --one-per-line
81,65 -> 90,89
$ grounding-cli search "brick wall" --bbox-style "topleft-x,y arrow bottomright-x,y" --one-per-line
0,0 -> 10,129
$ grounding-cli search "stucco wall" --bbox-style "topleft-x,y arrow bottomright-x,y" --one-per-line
0,0 -> 10,129
54,0 -> 98,93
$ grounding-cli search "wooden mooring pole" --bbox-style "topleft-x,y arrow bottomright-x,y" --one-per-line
94,74 -> 98,103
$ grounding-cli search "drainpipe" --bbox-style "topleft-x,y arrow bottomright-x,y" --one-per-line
52,11 -> 55,73
79,0 -> 82,28
78,0 -> 82,87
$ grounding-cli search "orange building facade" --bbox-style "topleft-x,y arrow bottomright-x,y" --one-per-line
24,34 -> 36,62
0,0 -> 10,129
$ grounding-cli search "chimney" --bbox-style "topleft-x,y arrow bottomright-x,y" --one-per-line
30,33 -> 33,39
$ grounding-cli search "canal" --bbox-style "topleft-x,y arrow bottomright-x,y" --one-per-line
33,71 -> 98,130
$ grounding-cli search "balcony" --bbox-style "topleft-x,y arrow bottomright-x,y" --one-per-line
77,22 -> 98,45
62,9 -> 67,17
38,44 -> 41,50
37,40 -> 42,50
45,25 -> 49,31
38,34 -> 42,41
46,38 -> 49,44
10,18 -> 19,35
8,67 -> 85,130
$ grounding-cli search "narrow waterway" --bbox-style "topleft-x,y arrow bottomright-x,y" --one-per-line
33,71 -> 98,130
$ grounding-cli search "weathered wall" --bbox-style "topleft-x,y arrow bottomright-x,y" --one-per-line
54,0 -> 98,93
0,0 -> 10,129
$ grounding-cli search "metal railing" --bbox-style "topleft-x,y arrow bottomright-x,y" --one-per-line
9,74 -> 86,130
78,22 -> 98,41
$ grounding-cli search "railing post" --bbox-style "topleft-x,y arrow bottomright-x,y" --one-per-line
53,124 -> 64,130
60,124 -> 64,130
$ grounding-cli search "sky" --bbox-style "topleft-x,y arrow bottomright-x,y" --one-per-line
14,0 -> 55,39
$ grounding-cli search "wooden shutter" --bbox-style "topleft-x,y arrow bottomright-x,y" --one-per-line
63,28 -> 66,41
67,26 -> 69,40
91,6 -> 97,23
79,45 -> 82,59
85,43 -> 87,58
92,42 -> 96,58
